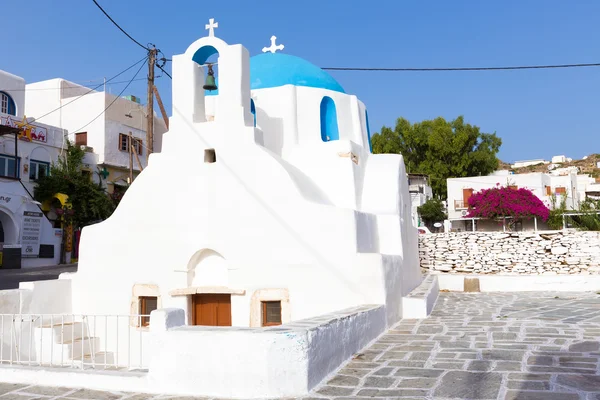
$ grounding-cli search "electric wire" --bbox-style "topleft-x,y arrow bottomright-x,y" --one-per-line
69,57 -> 148,136
91,0 -> 149,51
153,59 -> 600,80
30,56 -> 148,123
322,62 -> 600,71
156,65 -> 172,79
1,77 -> 151,92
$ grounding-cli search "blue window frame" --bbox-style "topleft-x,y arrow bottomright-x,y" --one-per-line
250,99 -> 256,127
29,160 -> 50,181
0,92 -> 16,116
0,155 -> 21,179
320,96 -> 339,142
365,110 -> 372,153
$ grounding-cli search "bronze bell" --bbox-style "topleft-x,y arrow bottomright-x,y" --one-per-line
203,64 -> 218,91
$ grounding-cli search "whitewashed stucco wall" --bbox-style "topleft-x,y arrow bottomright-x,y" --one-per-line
70,34 -> 421,330
0,70 -> 25,118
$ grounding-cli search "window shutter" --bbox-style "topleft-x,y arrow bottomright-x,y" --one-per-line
75,132 -> 87,147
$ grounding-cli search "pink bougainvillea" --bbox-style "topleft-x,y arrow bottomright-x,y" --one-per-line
466,184 -> 550,221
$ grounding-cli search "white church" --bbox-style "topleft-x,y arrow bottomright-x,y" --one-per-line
0,20 -> 426,398
72,20 -> 421,327
70,21 -> 421,328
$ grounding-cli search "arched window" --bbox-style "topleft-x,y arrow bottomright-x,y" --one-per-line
365,110 -> 372,153
320,96 -> 339,142
0,92 -> 16,116
250,99 -> 256,127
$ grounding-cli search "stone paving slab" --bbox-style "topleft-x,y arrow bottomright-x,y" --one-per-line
1,292 -> 600,399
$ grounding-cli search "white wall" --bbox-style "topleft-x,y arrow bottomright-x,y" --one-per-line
0,180 -> 61,267
26,80 -> 167,168
0,114 -> 67,193
68,34 -> 421,331
148,305 -> 386,398
0,70 -> 25,118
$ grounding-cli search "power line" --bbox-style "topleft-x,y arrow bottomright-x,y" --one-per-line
91,0 -> 149,51
69,57 -> 148,136
322,62 -> 600,72
1,77 -> 151,92
32,57 -> 148,122
156,64 -> 171,79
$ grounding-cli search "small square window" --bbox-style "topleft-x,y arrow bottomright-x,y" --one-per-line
204,149 -> 216,163
119,133 -> 129,152
75,132 -> 87,147
261,301 -> 282,327
139,296 -> 158,327
29,160 -> 49,181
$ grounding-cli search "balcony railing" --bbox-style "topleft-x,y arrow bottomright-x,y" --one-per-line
0,313 -> 149,371
454,200 -> 468,210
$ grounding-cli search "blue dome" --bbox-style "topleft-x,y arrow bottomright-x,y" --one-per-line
250,53 -> 345,93
205,53 -> 345,96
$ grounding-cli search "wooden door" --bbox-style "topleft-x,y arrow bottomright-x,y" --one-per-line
462,188 -> 474,204
192,294 -> 231,326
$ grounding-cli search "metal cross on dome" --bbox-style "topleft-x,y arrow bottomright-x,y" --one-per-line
205,18 -> 219,37
262,36 -> 284,54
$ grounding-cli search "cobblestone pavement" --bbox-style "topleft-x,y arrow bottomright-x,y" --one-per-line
1,292 -> 600,399
312,292 -> 600,400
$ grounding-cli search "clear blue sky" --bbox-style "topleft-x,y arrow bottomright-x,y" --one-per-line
3,0 -> 599,162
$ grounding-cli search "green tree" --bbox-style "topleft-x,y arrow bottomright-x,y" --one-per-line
417,198 -> 447,227
570,199 -> 600,231
371,116 -> 502,197
547,195 -> 599,231
34,142 -> 114,227
547,194 -> 568,229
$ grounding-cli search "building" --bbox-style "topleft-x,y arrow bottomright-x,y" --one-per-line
24,80 -> 168,196
0,70 -> 64,267
511,159 -> 549,168
577,174 -> 600,201
447,170 -> 580,232
0,27 -> 422,396
408,173 -> 433,227
73,27 -> 420,328
551,154 -> 572,164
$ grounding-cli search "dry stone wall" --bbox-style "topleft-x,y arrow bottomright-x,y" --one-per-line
419,231 -> 600,274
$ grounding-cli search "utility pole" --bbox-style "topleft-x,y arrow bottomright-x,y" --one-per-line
146,47 -> 157,162
132,144 -> 144,172
128,132 -> 133,184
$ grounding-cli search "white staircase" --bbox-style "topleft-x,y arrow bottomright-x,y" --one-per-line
33,317 -> 111,368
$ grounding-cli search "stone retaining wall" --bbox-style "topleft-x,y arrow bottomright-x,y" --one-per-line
419,231 -> 600,274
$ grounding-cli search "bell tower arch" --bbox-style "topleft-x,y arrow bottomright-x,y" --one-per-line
171,20 -> 253,127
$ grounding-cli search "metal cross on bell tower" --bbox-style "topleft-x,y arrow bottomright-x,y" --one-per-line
262,36 -> 285,53
205,18 -> 219,37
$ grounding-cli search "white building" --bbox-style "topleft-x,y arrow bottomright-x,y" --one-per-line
408,173 -> 433,227
72,28 -> 421,328
551,154 -> 572,164
577,174 -> 600,201
0,70 -> 64,267
447,170 -> 580,232
25,81 -> 167,195
511,159 -> 549,169
0,27 -> 424,397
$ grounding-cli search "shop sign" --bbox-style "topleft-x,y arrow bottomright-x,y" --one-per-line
0,115 -> 47,143
21,211 -> 43,257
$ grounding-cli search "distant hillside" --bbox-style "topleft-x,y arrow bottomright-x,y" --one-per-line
499,154 -> 600,178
